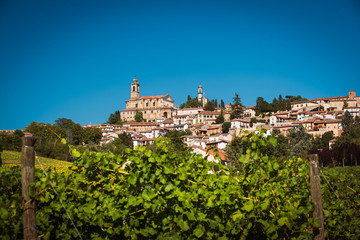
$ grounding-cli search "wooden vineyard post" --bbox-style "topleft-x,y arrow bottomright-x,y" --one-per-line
21,135 -> 37,240
309,154 -> 325,240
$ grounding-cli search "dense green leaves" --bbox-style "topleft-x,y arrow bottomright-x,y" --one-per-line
1,130 -> 359,239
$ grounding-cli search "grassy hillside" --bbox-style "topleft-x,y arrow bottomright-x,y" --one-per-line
1,150 -> 72,173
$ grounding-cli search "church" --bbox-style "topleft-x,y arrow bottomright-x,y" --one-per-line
120,77 -> 176,122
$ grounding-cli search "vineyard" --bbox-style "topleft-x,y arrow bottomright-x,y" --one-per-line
0,131 -> 359,239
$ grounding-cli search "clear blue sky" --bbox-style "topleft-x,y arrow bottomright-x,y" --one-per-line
1,0 -> 360,130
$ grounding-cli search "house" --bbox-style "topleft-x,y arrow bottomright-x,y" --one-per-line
230,119 -> 251,129
161,119 -> 174,127
176,107 -> 204,116
123,122 -> 157,132
166,124 -> 189,132
243,106 -> 256,118
173,115 -> 189,125
206,139 -> 230,149
344,107 -> 360,118
195,111 -> 221,124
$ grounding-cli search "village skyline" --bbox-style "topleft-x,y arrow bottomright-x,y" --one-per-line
1,0 -> 360,130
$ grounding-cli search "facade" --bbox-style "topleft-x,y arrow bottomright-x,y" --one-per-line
195,111 -> 220,124
292,90 -> 360,112
121,77 -> 176,122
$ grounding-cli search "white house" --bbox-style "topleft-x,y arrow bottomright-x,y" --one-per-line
230,119 -> 251,129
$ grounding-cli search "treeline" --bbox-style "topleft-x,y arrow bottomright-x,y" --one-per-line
0,130 -> 24,152
24,118 -> 102,160
255,95 -> 307,115
316,111 -> 360,166
180,95 -> 225,110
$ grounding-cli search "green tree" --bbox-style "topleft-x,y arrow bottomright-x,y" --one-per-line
343,101 -> 348,109
54,118 -> 83,145
255,97 -> 272,115
180,96 -> 202,109
215,110 -> 225,124
312,131 -> 334,150
222,122 -> 231,133
83,127 -> 102,144
111,133 -> 133,154
230,93 -> 244,120
164,130 -> 190,153
107,110 -> 121,124
220,99 -> 225,109
288,125 -> 313,158
204,101 -> 215,111
135,111 -> 144,122
0,134 -> 3,166
12,130 -> 24,151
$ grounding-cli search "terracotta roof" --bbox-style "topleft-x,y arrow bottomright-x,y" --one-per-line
127,94 -> 168,101
163,120 -> 174,124
198,111 -> 221,115
246,106 -> 256,109
180,107 -> 204,110
125,122 -> 157,126
231,118 -> 250,122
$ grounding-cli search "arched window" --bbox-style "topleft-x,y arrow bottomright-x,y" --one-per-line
133,86 -> 135,91
163,112 -> 168,118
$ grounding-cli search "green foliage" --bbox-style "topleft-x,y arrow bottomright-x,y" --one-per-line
337,112 -> 360,146
107,110 -> 122,124
255,95 -> 307,115
204,101 -> 215,111
110,133 -> 134,154
215,110 -> 225,124
0,130 -> 24,152
321,166 -> 360,239
0,166 -> 22,239
180,95 -> 203,109
220,99 -> 225,109
288,125 -> 313,158
1,132 -> 319,239
25,119 -> 102,160
135,111 -> 144,122
164,130 -> 191,153
222,122 -> 231,133
230,93 -> 244,120
83,127 -> 102,144
312,131 -> 334,150
3,131 -> 360,238
255,97 -> 273,115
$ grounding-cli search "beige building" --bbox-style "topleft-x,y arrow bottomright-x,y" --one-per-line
121,77 -> 176,122
195,111 -> 220,124
292,90 -> 360,112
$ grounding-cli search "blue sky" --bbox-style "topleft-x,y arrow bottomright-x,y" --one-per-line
1,0 -> 359,130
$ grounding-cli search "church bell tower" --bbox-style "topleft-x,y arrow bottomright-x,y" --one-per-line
198,85 -> 203,101
131,76 -> 140,99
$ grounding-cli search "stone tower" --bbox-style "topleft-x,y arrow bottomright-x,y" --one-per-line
348,90 -> 356,98
198,85 -> 203,101
131,76 -> 140,99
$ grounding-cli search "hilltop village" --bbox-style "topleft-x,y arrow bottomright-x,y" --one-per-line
83,77 -> 360,163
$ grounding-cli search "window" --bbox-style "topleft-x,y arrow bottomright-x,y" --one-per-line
153,102 -> 155,107
133,86 -> 135,91
146,103 -> 148,107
